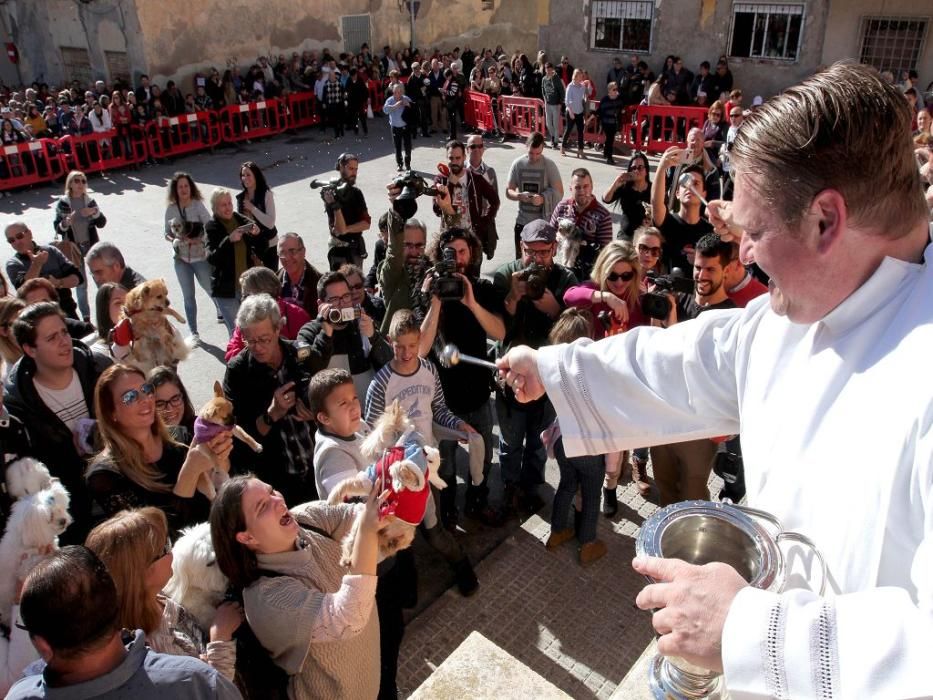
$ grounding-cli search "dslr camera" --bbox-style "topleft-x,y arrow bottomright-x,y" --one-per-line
309,177 -> 353,209
430,247 -> 466,301
325,305 -> 362,324
390,170 -> 441,200
641,269 -> 694,320
518,262 -> 548,301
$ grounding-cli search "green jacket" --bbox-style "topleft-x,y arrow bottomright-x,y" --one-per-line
377,209 -> 427,334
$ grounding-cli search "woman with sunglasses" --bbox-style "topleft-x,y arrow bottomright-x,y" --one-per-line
54,170 -> 107,322
633,225 -> 665,285
563,240 -> 646,339
148,365 -> 197,441
603,152 -> 651,238
85,364 -> 230,534
85,508 -> 242,682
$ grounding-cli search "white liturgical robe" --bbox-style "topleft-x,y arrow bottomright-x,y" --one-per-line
538,244 -> 933,698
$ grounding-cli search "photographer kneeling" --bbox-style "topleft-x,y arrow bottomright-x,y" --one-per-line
298,271 -> 392,402
492,220 -> 577,515
419,227 -> 506,527
645,233 -> 736,506
223,294 -> 318,505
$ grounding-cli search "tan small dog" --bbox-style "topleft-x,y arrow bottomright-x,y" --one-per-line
191,381 -> 263,500
119,279 -> 190,373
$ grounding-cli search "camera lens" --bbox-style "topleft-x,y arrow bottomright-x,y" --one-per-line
326,307 -> 343,323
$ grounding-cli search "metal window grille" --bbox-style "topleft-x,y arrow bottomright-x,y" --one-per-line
60,47 -> 92,86
104,51 -> 130,85
729,3 -> 805,61
590,0 -> 653,53
858,16 -> 928,76
341,15 -> 372,55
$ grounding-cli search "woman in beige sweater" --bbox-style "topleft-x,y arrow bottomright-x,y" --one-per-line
210,475 -> 383,699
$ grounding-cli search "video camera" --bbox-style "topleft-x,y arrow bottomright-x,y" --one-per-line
309,177 -> 354,209
518,262 -> 548,301
641,269 -> 694,320
325,305 -> 362,324
390,170 -> 441,200
430,247 -> 466,301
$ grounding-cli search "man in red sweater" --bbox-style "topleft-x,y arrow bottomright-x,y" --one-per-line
725,246 -> 768,307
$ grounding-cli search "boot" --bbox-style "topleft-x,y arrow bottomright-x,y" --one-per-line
579,539 -> 607,566
465,483 -> 504,527
439,483 -> 459,532
545,527 -> 575,550
602,487 -> 618,518
452,557 -> 479,597
632,457 -> 651,496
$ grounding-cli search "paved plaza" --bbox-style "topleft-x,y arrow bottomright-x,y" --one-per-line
3,117 -> 686,697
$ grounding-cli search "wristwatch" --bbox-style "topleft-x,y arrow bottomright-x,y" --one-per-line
260,411 -> 276,427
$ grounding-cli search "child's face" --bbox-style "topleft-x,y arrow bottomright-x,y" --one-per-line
391,332 -> 420,369
318,382 -> 362,436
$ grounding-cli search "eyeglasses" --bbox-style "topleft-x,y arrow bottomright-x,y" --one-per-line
244,334 -> 277,347
121,382 -> 155,406
324,292 -> 353,305
637,244 -> 661,257
150,537 -> 172,564
522,246 -> 553,260
607,270 -> 635,283
155,392 -> 184,411
6,231 -> 26,244
629,165 -> 646,171
468,144 -> 484,150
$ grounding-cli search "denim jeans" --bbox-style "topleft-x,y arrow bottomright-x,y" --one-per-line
75,281 -> 90,320
174,258 -> 214,334
213,294 -> 241,336
545,104 -> 561,145
495,393 -> 555,488
552,437 -> 604,543
438,402 -> 495,489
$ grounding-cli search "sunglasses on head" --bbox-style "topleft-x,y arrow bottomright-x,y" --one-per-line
607,271 -> 635,283
121,382 -> 155,406
6,231 -> 26,244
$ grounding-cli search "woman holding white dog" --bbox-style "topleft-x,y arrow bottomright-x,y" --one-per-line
86,364 -> 230,534
164,172 -> 214,344
210,475 -> 383,699
85,507 -> 242,681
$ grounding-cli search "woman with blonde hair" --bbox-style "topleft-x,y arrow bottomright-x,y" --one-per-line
564,239 -> 647,339
85,507 -> 242,680
85,363 -> 230,533
0,297 -> 25,379
53,170 -> 107,321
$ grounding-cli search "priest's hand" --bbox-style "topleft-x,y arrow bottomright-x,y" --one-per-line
496,345 -> 545,403
633,556 -> 748,673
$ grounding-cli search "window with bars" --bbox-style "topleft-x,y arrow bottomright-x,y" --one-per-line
481,0 -> 494,10
729,3 -> 804,61
590,0 -> 653,53
858,16 -> 928,76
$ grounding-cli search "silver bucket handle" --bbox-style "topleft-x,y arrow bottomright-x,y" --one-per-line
776,530 -> 829,596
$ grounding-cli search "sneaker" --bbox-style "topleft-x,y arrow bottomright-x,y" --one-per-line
189,332 -> 201,347
579,539 -> 607,565
453,558 -> 479,597
602,487 -> 618,518
397,164 -> 404,171
545,527 -> 575,550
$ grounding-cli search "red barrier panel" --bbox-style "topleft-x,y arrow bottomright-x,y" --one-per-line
368,80 -> 385,115
145,111 -> 221,161
286,91 -> 320,130
498,95 -> 545,139
634,105 -> 707,154
463,90 -> 495,133
0,139 -> 68,192
218,99 -> 287,143
59,126 -> 148,174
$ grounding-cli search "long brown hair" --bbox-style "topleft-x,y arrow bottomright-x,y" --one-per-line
91,364 -> 181,493
0,297 -> 25,364
85,507 -> 168,634
210,475 -> 259,590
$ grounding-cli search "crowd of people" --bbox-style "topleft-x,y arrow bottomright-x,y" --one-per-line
0,42 -> 930,700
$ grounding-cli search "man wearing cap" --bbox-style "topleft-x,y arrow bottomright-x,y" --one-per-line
492,219 -> 576,515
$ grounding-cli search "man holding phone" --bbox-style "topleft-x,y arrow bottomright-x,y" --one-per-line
652,147 -> 713,272
506,132 -> 564,258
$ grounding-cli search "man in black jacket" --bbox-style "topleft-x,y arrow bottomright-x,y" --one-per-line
5,221 -> 82,319
223,294 -> 317,505
297,271 -> 392,404
4,303 -> 110,542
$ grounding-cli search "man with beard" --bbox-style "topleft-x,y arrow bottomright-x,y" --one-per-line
548,167 -> 613,279
325,153 -> 372,270
433,140 -> 499,258
419,227 -> 506,527
377,203 -> 431,335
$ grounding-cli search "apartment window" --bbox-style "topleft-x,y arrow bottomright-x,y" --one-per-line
859,16 -> 928,76
729,3 -> 804,61
60,47 -> 92,86
590,1 -> 653,53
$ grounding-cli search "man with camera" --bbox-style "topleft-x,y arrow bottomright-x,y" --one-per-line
433,140 -> 500,259
320,153 -> 372,270
419,227 -> 506,527
492,220 -> 577,514
223,293 -> 318,504
506,132 -> 564,258
298,271 -> 392,402
377,200 -> 432,335
652,152 -> 713,273
548,167 -> 613,279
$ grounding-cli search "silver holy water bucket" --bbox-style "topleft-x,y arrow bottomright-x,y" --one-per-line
635,500 -> 827,700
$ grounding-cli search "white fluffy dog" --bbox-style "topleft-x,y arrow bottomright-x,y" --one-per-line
163,522 -> 229,631
555,217 -> 584,269
4,457 -> 52,500
0,479 -> 71,625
